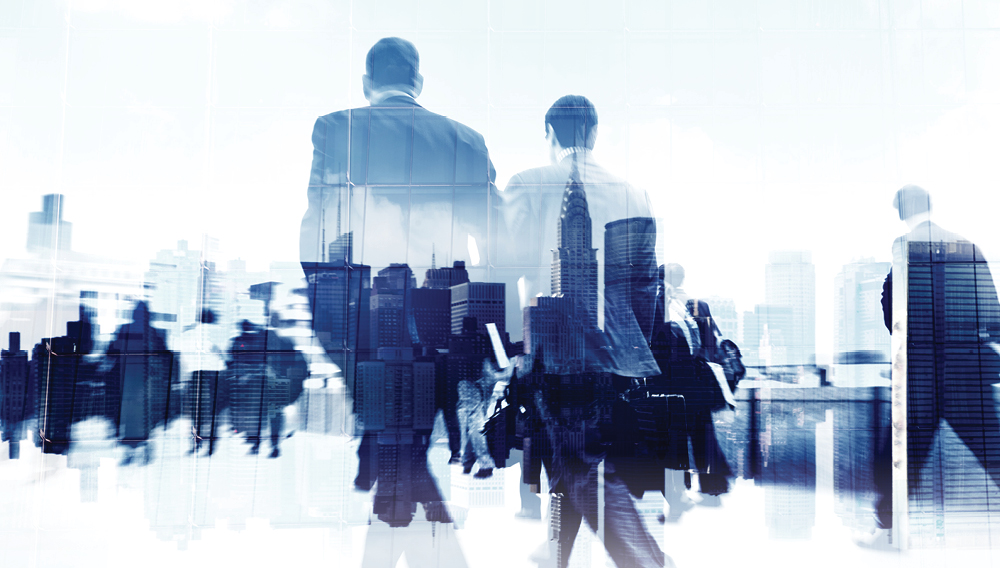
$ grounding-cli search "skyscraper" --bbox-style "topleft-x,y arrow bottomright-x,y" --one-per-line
423,260 -> 470,290
524,295 -> 584,374
27,194 -> 72,252
742,304 -> 794,368
705,296 -> 739,342
370,264 -> 416,351
303,231 -> 372,399
765,251 -> 816,366
0,332 -> 30,459
450,282 -> 505,337
833,258 -> 891,359
551,177 -> 598,329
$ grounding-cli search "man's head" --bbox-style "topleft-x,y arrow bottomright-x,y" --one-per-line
893,184 -> 932,222
362,37 -> 423,100
664,263 -> 685,288
545,95 -> 598,161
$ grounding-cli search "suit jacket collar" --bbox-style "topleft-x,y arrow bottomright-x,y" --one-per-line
370,93 -> 422,108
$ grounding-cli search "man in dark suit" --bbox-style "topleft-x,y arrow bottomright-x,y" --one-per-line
300,37 -> 493,567
866,184 -> 1000,546
300,36 -> 496,419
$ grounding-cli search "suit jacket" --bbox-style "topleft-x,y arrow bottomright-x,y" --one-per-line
300,95 -> 497,279
498,150 -> 659,377
887,220 -> 1000,395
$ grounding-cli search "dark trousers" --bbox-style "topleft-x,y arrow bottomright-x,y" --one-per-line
553,457 -> 665,568
686,407 -> 731,495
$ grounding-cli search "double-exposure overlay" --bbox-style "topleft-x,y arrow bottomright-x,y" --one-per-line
3,3 -> 1000,567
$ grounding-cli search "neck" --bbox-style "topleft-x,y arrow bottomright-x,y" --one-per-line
905,211 -> 932,231
369,87 -> 416,105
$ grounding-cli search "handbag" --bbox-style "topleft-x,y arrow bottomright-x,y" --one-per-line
483,385 -> 518,468
716,338 -> 746,393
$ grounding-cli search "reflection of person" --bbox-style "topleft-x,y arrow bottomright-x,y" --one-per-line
864,184 -> 1000,546
500,96 -> 668,568
180,309 -> 224,456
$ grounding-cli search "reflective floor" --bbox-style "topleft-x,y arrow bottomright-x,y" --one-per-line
3,382 -> 999,568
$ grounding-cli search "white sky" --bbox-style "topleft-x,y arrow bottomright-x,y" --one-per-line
3,0 -> 1000,362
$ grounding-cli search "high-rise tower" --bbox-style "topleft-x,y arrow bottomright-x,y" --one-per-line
765,251 -> 816,366
551,174 -> 598,330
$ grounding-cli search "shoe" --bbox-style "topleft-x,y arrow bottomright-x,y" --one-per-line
853,527 -> 893,550
462,463 -> 474,474
449,453 -> 461,465
473,467 -> 493,478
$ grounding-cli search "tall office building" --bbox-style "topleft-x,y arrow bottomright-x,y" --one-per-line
765,251 -> 816,365
833,258 -> 891,359
423,260 -> 470,290
450,282 -> 505,337
34,297 -> 100,455
551,178 -> 598,329
409,288 -> 451,349
0,332 -> 30,459
902,239 -> 1000,546
370,264 -> 416,350
145,239 -> 219,350
705,296 -> 739,342
27,194 -> 72,252
524,295 -> 584,374
303,231 -> 372,398
742,304 -> 794,368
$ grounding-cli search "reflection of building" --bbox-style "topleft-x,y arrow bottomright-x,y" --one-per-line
552,178 -> 598,329
145,239 -> 223,350
0,332 -> 31,458
705,296 -> 738,342
450,282 -> 505,337
410,287 -> 450,349
831,390 -> 889,531
27,194 -> 72,252
303,231 -> 372,398
423,260 -> 469,290
758,399 -> 822,539
742,305 -> 793,368
833,258 -> 891,360
34,296 -> 100,455
765,251 -> 815,365
524,295 -> 583,374
371,264 -> 415,350
901,239 -> 1000,546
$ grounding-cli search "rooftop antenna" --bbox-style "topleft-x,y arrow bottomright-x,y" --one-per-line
431,243 -> 436,269
320,202 -> 327,263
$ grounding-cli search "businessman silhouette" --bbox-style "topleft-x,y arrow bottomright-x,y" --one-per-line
300,37 -> 492,568
866,184 -> 1000,546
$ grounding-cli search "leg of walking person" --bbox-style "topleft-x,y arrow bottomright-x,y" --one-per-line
559,458 -> 667,568
688,407 -> 731,496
